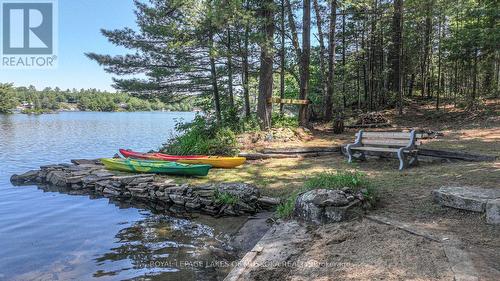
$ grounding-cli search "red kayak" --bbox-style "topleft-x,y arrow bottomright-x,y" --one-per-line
119,149 -> 208,161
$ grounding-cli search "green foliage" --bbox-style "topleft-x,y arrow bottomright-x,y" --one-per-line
304,171 -> 366,190
214,189 -> 239,205
276,170 -> 375,219
271,113 -> 299,128
275,191 -> 300,219
161,115 -> 239,156
0,83 -> 17,114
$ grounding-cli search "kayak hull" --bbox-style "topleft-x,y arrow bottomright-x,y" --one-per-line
119,149 -> 246,168
177,158 -> 246,169
119,149 -> 207,160
101,158 -> 211,176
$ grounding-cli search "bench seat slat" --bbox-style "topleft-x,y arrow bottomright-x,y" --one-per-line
356,132 -> 412,139
351,147 -> 417,152
362,139 -> 409,146
361,139 -> 421,146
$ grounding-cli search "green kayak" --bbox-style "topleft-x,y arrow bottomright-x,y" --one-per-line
101,158 -> 212,176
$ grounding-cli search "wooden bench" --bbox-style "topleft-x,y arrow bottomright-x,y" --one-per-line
346,130 -> 420,171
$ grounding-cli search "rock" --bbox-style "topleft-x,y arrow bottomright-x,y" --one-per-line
169,194 -> 186,206
66,175 -> 84,184
40,164 -> 66,170
46,171 -> 68,187
128,187 -> 147,193
294,189 -> 362,224
185,198 -> 201,209
10,170 -> 40,184
236,201 -> 255,213
486,199 -> 500,225
216,183 -> 260,202
71,159 -> 102,165
193,189 -> 214,198
165,186 -> 186,194
312,190 -> 349,207
129,176 -> 154,185
257,196 -> 280,210
103,188 -> 120,196
114,174 -> 148,185
91,170 -> 115,178
433,186 -> 500,212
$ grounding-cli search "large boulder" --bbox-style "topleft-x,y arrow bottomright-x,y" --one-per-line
294,189 -> 362,224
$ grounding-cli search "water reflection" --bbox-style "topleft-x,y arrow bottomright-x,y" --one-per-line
15,184 -> 241,281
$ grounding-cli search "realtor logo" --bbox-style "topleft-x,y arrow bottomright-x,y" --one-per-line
1,0 -> 57,68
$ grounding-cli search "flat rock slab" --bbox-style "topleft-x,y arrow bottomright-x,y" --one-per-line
486,199 -> 500,225
433,186 -> 500,225
224,221 -> 311,281
433,186 -> 500,213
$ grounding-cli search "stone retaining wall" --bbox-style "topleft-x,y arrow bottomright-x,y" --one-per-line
11,160 -> 277,216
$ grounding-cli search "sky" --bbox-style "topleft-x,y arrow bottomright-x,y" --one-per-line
1,0 -> 137,92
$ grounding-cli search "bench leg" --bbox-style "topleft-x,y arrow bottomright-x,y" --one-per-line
408,152 -> 419,167
357,151 -> 366,161
347,145 -> 354,163
397,148 -> 407,171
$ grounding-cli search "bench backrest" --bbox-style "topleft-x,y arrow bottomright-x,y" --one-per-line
355,130 -> 421,148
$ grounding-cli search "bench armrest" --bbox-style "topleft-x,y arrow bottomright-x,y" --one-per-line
402,130 -> 417,150
348,129 -> 363,148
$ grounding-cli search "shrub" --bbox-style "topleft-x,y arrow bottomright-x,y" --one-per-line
214,189 -> 239,205
276,170 -> 375,219
271,113 -> 299,128
161,115 -> 239,156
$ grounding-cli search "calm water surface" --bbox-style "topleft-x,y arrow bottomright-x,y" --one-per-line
0,112 -> 242,281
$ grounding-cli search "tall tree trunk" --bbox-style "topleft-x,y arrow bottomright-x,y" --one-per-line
209,35 -> 222,123
210,59 -> 221,123
227,28 -> 234,108
242,0 -> 251,117
341,12 -> 346,109
298,0 -> 311,126
313,0 -> 328,118
324,0 -> 337,120
389,0 -> 403,114
286,0 -> 302,63
280,0 -> 286,114
368,0 -> 378,111
257,0 -> 275,130
436,15 -> 442,110
361,15 -> 368,111
421,1 -> 433,99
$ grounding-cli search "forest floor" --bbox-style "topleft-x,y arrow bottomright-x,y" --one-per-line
188,99 -> 500,280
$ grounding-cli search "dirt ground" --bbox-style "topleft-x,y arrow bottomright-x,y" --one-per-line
215,100 -> 500,280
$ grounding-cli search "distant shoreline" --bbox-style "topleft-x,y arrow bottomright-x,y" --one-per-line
5,109 -> 200,115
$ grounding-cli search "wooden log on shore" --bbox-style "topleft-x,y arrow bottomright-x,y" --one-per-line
239,151 -> 338,160
340,144 -> 496,162
345,123 -> 392,129
417,148 -> 497,162
261,146 -> 340,154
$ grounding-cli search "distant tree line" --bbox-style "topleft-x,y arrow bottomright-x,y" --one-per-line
87,0 -> 499,130
0,83 -> 196,114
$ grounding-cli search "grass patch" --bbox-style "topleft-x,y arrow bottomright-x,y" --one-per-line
276,170 -> 374,219
214,189 -> 240,205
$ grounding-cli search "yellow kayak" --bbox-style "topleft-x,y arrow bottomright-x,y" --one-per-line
177,157 -> 246,169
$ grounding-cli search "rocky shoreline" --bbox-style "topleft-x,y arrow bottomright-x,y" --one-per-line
11,159 -> 278,217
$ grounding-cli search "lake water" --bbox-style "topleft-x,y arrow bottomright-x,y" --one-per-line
0,112 -> 242,281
